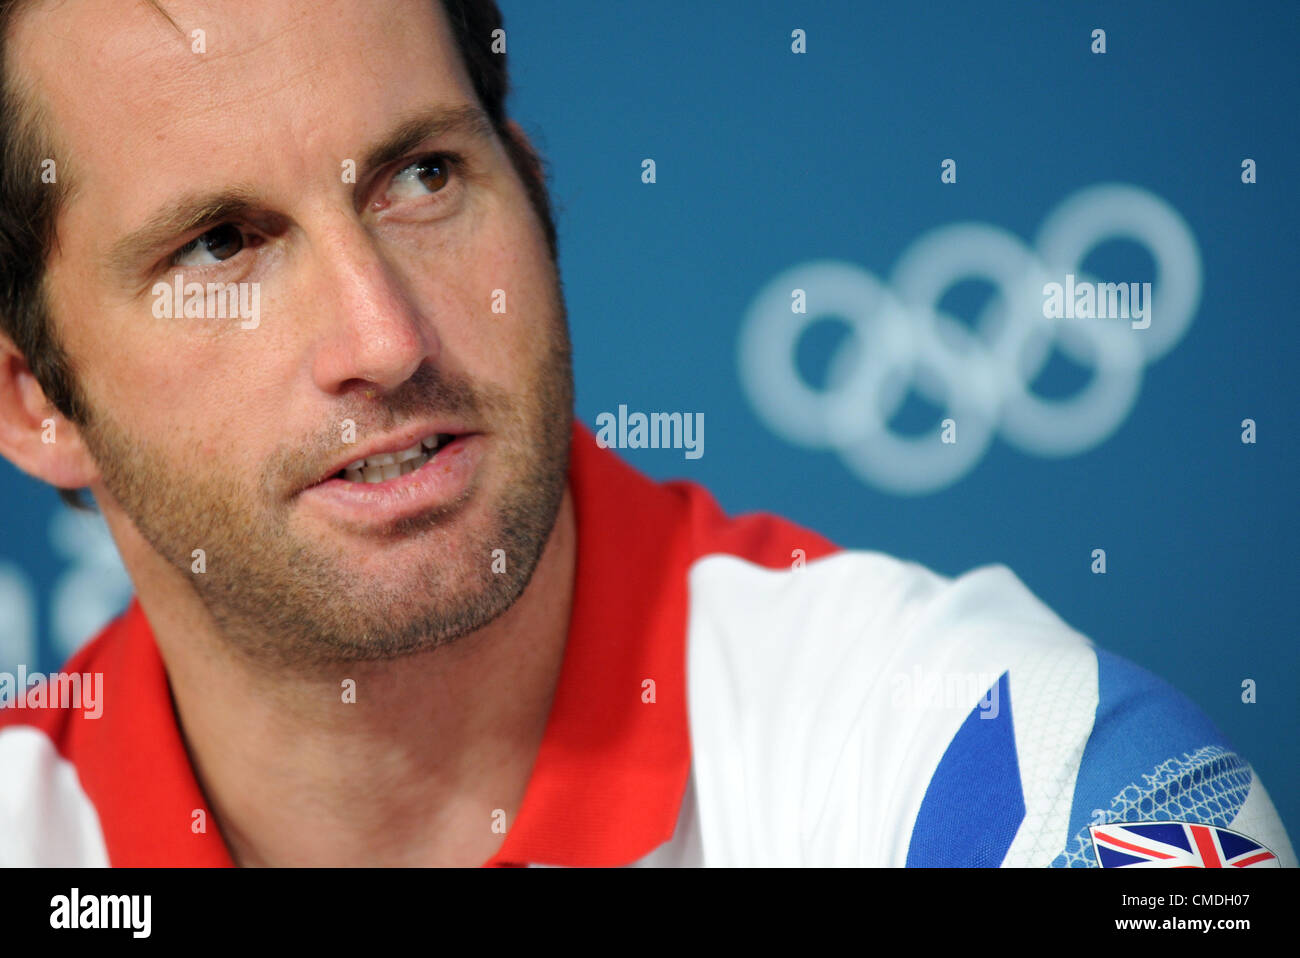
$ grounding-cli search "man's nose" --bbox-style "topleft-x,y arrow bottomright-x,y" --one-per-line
306,214 -> 438,396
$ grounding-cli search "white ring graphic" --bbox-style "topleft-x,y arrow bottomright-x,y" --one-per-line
738,184 -> 1202,494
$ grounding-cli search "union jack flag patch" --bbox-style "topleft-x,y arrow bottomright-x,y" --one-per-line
1088,821 -> 1279,868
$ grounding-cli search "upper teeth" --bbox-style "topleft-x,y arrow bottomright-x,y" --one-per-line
342,434 -> 447,483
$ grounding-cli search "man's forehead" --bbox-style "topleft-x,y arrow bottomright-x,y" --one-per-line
15,0 -> 467,114
13,0 -> 474,253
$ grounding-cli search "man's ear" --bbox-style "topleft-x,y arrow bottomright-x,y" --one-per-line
0,332 -> 100,490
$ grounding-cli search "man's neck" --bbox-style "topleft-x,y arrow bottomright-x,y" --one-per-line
113,490 -> 576,866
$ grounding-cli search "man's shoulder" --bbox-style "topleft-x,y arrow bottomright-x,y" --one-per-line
681,537 -> 1070,701
677,544 -> 1071,863
672,541 -> 1295,867
0,605 -> 135,867
0,603 -> 133,738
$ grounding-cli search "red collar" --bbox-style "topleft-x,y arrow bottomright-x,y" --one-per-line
482,423 -> 692,866
65,423 -> 692,866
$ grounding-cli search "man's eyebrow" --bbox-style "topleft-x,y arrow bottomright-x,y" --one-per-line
106,189 -> 263,279
105,105 -> 495,280
361,104 -> 496,174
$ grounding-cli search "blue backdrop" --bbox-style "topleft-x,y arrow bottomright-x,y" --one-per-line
2,0 -> 1296,842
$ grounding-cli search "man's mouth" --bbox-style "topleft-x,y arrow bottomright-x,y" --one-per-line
299,429 -> 485,526
334,432 -> 458,484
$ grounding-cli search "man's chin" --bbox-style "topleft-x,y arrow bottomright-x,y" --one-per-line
128,421 -> 568,670
304,585 -> 519,663
211,492 -> 545,668
200,549 -> 521,669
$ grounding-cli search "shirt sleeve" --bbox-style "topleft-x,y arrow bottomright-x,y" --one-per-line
903,646 -> 1296,867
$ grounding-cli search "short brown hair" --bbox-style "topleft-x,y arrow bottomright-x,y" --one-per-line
0,0 -> 559,509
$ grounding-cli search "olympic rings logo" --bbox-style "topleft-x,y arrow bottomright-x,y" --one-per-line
737,183 -> 1202,495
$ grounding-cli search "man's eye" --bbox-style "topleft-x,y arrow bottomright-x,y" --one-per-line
173,223 -> 245,267
388,154 -> 453,201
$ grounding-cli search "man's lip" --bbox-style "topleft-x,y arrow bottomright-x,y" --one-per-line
305,426 -> 479,490
300,433 -> 485,528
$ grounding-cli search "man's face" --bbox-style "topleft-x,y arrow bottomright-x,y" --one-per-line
18,0 -> 573,666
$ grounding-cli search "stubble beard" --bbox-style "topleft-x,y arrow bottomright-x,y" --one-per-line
77,292 -> 574,673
